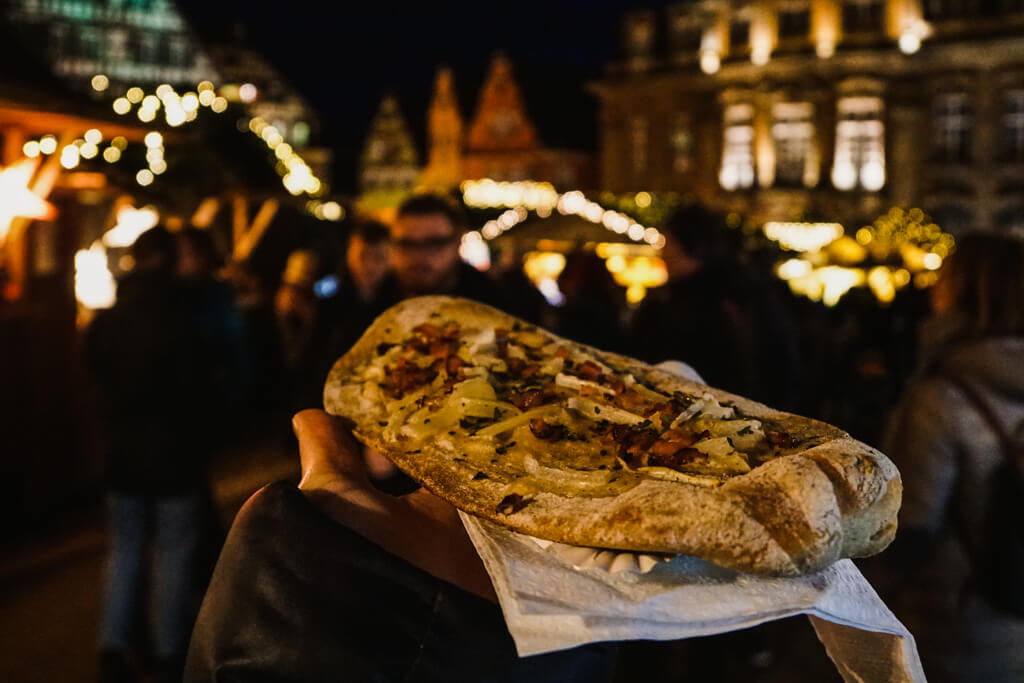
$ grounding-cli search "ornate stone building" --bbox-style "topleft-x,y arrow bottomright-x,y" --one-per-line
590,0 -> 1024,234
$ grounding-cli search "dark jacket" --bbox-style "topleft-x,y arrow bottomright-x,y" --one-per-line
629,266 -> 799,409
185,482 -> 615,682
881,332 -> 1024,682
86,270 -> 211,496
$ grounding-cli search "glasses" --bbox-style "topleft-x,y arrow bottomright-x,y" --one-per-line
392,236 -> 457,252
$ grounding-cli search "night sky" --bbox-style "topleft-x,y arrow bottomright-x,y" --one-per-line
177,1 -> 677,191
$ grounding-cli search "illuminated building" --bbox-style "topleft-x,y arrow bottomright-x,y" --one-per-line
591,1 -> 1024,235
359,94 -> 420,199
460,54 -> 593,190
360,54 -> 595,205
419,67 -> 464,192
5,0 -> 218,91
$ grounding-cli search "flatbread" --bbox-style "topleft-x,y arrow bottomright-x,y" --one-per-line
324,296 -> 901,576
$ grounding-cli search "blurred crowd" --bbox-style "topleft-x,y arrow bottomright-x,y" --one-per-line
80,191 -> 1024,682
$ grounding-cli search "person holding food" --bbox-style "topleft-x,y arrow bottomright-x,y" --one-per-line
184,409 -> 616,682
187,293 -> 904,681
879,231 -> 1024,682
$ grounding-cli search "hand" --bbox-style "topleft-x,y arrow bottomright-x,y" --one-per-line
292,409 -> 497,602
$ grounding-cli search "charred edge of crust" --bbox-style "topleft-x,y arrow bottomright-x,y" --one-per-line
731,477 -> 824,574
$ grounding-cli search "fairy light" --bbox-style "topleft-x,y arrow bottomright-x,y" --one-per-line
60,145 -> 80,169
91,74 -> 109,92
39,136 -> 57,155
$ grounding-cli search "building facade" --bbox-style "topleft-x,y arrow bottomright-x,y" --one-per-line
5,0 -> 217,90
590,0 -> 1024,234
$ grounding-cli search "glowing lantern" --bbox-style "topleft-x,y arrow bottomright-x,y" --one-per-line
0,158 -> 57,244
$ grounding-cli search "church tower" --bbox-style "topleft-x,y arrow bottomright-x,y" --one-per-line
466,53 -> 537,153
359,94 -> 419,196
419,67 -> 464,192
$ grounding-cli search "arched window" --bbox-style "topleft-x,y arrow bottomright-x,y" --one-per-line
832,96 -> 885,191
720,103 -> 756,190
933,92 -> 973,164
772,102 -> 815,187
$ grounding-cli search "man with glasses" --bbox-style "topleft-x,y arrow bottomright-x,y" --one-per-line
382,193 -> 507,308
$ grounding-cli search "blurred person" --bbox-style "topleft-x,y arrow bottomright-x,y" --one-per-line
274,248 -> 322,416
628,204 -> 799,409
554,249 -> 625,352
86,226 -> 210,683
185,410 -> 615,682
878,231 -> 1024,682
487,242 -> 547,324
177,227 -> 248,440
315,218 -> 394,373
379,193 -> 508,309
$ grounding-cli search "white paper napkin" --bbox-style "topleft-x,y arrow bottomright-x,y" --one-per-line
460,513 -> 926,683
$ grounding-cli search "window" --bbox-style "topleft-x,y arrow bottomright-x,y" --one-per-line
168,35 -> 188,67
933,93 -> 972,164
1004,90 -> 1024,163
842,0 -> 884,33
832,96 -> 885,191
778,9 -> 810,39
624,12 -> 655,69
772,102 -> 815,187
630,116 -> 648,179
668,9 -> 701,57
720,103 -> 756,190
106,28 -> 128,62
996,205 -> 1024,233
78,25 -> 101,60
138,31 -> 159,63
670,114 -> 693,173
730,20 -> 749,50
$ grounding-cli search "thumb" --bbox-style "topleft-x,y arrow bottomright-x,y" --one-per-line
293,409 -> 371,493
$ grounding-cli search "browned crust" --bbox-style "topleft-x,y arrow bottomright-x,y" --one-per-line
324,296 -> 902,576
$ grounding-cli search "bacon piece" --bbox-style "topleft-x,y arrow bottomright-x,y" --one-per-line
576,361 -> 603,381
605,376 -> 626,395
429,339 -> 461,358
384,357 -> 440,398
613,389 -> 649,415
555,346 -> 571,359
648,446 -> 707,470
445,355 -> 466,375
767,430 -> 797,449
511,389 -> 555,411
529,418 -> 568,441
623,430 -> 658,463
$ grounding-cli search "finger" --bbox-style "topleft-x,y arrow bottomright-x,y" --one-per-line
293,409 -> 371,492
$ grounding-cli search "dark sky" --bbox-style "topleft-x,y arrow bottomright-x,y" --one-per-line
177,1 -> 676,191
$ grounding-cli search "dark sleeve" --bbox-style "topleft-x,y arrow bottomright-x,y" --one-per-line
185,482 -> 616,683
